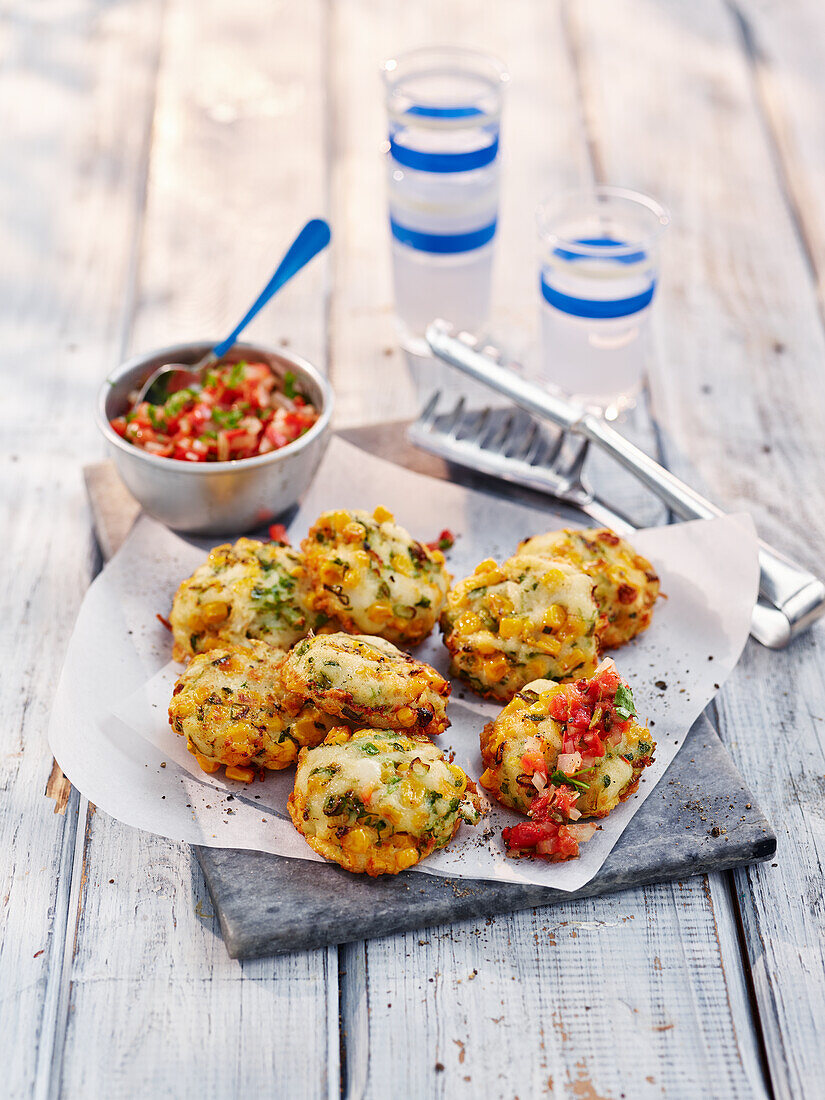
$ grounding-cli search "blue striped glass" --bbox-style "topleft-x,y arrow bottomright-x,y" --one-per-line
383,48 -> 508,351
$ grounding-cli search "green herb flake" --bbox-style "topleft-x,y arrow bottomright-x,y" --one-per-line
614,683 -> 637,721
550,767 -> 595,793
227,361 -> 246,388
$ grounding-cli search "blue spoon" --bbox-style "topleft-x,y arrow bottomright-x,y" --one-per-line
137,217 -> 331,404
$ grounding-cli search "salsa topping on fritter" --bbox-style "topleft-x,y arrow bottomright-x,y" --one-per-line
500,659 -> 654,861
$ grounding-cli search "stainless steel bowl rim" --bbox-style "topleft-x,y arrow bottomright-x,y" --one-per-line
95,339 -> 334,474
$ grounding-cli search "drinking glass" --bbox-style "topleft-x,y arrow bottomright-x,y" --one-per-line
382,47 -> 508,354
537,186 -> 669,418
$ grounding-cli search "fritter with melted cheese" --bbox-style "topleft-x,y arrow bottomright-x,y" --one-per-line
280,633 -> 450,738
480,660 -> 655,820
170,538 -> 320,661
301,507 -> 450,646
440,555 -> 600,701
518,528 -> 659,649
168,641 -> 336,779
288,727 -> 481,875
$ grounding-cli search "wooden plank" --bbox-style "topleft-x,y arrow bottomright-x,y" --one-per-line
128,0 -> 330,371
342,878 -> 766,1099
565,1 -> 825,1096
56,1 -> 337,1096
331,2 -> 764,1096
732,0 -> 825,323
0,2 -> 163,1097
62,825 -> 337,1099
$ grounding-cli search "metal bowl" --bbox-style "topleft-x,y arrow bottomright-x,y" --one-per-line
96,340 -> 333,535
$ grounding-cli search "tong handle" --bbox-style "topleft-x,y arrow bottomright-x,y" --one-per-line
583,415 -> 825,644
425,321 -> 825,647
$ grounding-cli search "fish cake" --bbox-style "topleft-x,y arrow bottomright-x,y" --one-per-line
518,528 -> 659,649
480,659 -> 655,861
301,507 -> 450,646
168,641 -> 336,778
440,555 -> 600,702
279,632 -> 450,738
170,538 -> 319,661
288,727 -> 481,875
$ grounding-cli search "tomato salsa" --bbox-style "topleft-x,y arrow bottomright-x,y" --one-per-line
110,359 -> 320,463
502,660 -> 643,862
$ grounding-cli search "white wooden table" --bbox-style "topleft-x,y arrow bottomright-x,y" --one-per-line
4,1 -> 825,1096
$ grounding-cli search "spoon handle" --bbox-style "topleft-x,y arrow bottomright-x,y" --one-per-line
210,218 -> 331,361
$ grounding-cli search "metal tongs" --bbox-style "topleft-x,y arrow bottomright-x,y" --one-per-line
420,320 -> 825,649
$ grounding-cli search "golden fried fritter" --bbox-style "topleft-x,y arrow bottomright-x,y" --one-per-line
440,555 -> 600,702
279,632 -> 450,738
518,528 -> 659,649
168,641 -> 336,779
301,507 -> 450,646
170,538 -> 319,661
480,659 -> 655,821
288,727 -> 481,875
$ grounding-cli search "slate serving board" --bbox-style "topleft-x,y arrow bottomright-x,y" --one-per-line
197,713 -> 775,958
85,424 -> 776,961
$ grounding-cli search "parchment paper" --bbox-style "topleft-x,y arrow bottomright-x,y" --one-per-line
49,438 -> 759,890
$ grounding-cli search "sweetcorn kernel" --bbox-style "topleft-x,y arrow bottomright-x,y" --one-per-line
541,567 -> 565,587
320,562 -> 343,584
479,767 -> 496,790
485,654 -> 510,682
373,505 -> 394,523
368,600 -> 394,623
194,753 -> 221,774
342,521 -> 365,542
225,765 -> 255,783
396,707 -> 416,727
266,742 -> 298,768
499,615 -> 526,639
544,603 -> 567,628
342,827 -> 371,854
456,611 -> 483,634
199,600 -> 230,626
526,658 -> 550,681
389,551 -> 414,577
325,726 -> 354,746
395,848 -> 419,871
560,646 -> 586,672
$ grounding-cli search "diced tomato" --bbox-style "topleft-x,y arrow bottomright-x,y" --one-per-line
503,819 -> 580,862
521,746 -> 547,772
552,785 -> 580,817
268,524 -> 290,545
426,528 -> 455,552
554,826 -> 580,861
264,422 -> 289,449
502,821 -> 547,849
579,729 -> 606,758
111,358 -> 319,464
